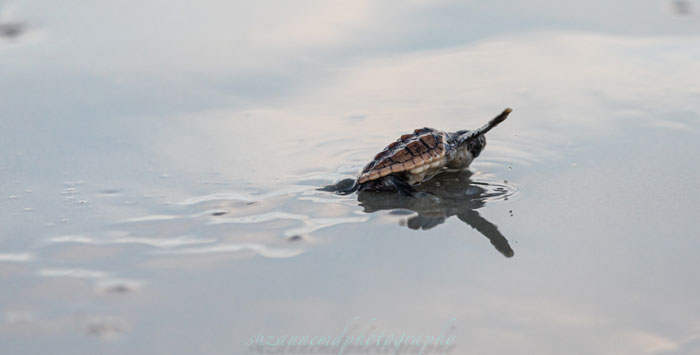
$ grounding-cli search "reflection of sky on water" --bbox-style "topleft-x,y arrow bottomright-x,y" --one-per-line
2,1 -> 699,117
2,0 -> 700,354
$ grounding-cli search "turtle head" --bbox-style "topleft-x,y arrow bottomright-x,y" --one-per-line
453,131 -> 487,158
450,108 -> 512,158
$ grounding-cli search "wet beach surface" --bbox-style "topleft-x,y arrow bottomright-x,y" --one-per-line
2,1 -> 700,354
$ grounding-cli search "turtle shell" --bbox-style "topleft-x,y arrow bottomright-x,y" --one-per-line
358,128 -> 448,184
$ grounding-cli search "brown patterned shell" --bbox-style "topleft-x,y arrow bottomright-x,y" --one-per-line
358,128 -> 448,184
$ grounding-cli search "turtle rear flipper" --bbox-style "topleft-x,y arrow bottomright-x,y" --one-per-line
318,178 -> 359,195
384,175 -> 415,196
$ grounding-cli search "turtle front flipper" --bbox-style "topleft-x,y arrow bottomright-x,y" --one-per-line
457,108 -> 512,145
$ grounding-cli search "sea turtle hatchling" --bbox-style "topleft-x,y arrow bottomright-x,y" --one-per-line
331,108 -> 512,195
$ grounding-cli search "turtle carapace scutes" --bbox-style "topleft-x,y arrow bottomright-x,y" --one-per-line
337,108 -> 512,195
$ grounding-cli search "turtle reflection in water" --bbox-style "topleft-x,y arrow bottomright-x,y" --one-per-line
357,170 -> 515,258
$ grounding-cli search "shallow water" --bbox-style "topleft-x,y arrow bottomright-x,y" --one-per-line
2,1 -> 700,354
